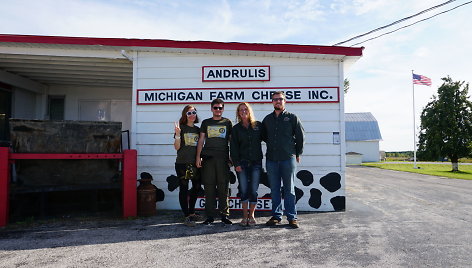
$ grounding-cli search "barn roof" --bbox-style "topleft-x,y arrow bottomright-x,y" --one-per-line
345,112 -> 382,141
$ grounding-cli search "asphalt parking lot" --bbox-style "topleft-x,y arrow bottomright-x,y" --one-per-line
1,166 -> 471,267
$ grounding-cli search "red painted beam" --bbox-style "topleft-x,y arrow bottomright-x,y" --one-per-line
122,149 -> 137,218
0,148 -> 10,227
10,153 -> 123,160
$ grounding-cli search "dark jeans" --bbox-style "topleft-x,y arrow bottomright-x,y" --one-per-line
236,160 -> 261,204
175,163 -> 201,217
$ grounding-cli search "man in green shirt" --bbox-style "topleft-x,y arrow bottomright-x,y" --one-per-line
262,91 -> 305,228
196,98 -> 233,225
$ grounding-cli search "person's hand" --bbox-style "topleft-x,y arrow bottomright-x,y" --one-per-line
196,157 -> 202,168
174,122 -> 181,136
296,156 -> 301,163
235,166 -> 242,172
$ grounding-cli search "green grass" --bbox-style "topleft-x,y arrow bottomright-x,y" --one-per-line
361,163 -> 472,180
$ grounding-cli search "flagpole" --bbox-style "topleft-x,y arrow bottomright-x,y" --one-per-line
412,70 -> 417,169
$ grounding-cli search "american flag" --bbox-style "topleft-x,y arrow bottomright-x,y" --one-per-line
412,73 -> 432,86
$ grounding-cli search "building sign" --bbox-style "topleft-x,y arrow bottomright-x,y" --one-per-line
195,197 -> 272,211
202,66 -> 270,82
137,86 -> 339,104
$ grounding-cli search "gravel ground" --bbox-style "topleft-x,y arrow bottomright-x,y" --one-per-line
1,166 -> 471,267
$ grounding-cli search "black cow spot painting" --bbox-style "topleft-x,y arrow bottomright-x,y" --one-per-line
229,171 -> 237,184
166,175 -> 179,192
155,188 -> 165,202
320,172 -> 342,193
297,170 -> 314,186
259,170 -> 270,188
330,196 -> 345,211
164,165 -> 345,211
280,186 -> 303,204
308,188 -> 322,209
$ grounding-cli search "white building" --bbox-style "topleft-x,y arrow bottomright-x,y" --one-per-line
345,112 -> 383,162
0,34 -> 363,212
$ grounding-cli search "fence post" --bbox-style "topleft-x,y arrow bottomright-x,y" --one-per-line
0,148 -> 10,226
122,149 -> 137,218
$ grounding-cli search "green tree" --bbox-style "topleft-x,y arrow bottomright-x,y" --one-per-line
418,76 -> 472,171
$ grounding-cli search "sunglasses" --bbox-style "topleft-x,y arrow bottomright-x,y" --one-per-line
186,111 -> 197,116
212,106 -> 224,110
272,97 -> 285,102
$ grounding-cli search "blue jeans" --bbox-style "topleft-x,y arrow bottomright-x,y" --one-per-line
236,160 -> 261,204
266,157 -> 297,220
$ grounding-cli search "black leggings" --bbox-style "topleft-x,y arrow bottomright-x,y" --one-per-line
175,163 -> 201,217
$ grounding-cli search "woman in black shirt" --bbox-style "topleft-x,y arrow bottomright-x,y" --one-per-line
230,102 -> 263,227
174,105 -> 201,227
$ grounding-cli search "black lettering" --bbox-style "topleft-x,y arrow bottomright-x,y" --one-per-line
215,70 -> 222,78
207,70 -> 215,78
210,91 -> 217,99
320,90 -> 329,99
252,91 -> 260,100
264,199 -> 271,209
241,69 -> 247,78
196,92 -> 203,100
235,91 -> 244,100
186,92 -> 195,101
258,69 -> 266,78
225,91 -> 233,100
158,92 -> 166,101
285,91 -> 293,100
294,91 -> 301,99
249,69 -> 255,78
178,92 -> 186,101
311,91 -> 319,99
223,70 -> 231,78
232,69 -> 239,78
216,91 -> 225,99
144,93 -> 155,102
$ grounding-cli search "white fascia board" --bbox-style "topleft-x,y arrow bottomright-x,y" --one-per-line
0,45 -> 125,60
0,69 -> 45,93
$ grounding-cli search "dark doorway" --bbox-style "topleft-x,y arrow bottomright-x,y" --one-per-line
0,89 -> 12,142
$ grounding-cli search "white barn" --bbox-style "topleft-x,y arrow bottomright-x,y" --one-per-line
345,112 -> 383,162
0,34 -> 363,212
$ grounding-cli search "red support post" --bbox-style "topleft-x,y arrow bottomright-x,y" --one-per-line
122,149 -> 137,218
0,148 -> 10,227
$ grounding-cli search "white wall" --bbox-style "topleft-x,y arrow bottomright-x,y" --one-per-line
134,51 -> 346,212
12,87 -> 37,119
346,140 -> 380,162
48,85 -> 131,121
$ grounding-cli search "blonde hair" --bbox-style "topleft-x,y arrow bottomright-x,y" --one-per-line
235,102 -> 257,128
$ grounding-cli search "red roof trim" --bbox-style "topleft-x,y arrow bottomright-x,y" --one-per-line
0,34 -> 363,56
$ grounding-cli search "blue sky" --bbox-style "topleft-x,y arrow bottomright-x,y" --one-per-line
1,0 -> 471,151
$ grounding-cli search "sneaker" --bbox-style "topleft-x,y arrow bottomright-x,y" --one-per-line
221,216 -> 233,225
202,217 -> 214,225
288,219 -> 299,229
248,217 -> 257,227
265,217 -> 281,226
184,216 -> 196,227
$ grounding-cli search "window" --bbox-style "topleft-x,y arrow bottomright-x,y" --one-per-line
48,95 -> 65,120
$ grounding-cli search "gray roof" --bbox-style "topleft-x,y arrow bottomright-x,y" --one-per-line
345,112 -> 382,141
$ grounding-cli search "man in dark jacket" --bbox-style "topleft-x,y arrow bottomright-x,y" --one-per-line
262,91 -> 305,228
